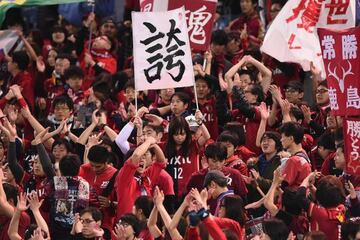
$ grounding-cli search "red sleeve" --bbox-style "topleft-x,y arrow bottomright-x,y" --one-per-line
117,158 -> 138,187
147,161 -> 166,186
320,157 -> 332,176
203,217 -> 227,240
213,217 -> 243,240
185,227 -> 201,240
233,171 -> 248,197
282,157 -> 298,186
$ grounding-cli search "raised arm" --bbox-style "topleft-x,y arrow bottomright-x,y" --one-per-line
33,129 -> 56,179
195,110 -> 211,147
27,192 -> 50,237
77,110 -> 99,145
245,55 -> 272,94
0,118 -> 24,183
7,192 -> 28,240
256,102 -> 269,147
263,169 -> 283,216
0,169 -> 15,218
224,57 -> 246,84
147,204 -> 162,238
131,137 -> 157,164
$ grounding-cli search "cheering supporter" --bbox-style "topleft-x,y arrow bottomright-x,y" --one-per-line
0,2 -> 360,240
164,112 -> 211,201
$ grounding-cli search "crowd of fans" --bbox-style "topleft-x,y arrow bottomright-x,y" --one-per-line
0,0 -> 360,240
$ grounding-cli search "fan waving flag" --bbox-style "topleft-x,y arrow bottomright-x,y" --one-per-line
132,7 -> 194,91
0,0 -> 86,26
261,0 -> 356,75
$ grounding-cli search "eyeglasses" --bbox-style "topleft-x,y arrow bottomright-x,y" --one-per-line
284,88 -> 298,93
80,218 -> 95,224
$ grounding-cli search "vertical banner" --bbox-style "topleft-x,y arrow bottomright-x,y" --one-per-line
261,0 -> 356,74
139,0 -> 217,51
344,118 -> 360,175
132,7 -> 194,91
318,27 -> 360,116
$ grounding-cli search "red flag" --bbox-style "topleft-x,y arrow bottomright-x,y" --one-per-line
344,118 -> 360,175
318,26 -> 360,116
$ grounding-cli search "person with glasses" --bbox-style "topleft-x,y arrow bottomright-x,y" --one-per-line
71,207 -> 104,240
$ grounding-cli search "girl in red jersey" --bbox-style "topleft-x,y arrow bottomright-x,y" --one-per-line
164,112 -> 210,202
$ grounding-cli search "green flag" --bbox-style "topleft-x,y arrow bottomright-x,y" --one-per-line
0,0 -> 86,26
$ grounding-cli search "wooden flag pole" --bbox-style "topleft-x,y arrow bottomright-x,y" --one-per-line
193,81 -> 199,110
135,90 -> 138,113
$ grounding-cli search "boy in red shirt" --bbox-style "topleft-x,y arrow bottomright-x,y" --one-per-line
279,122 -> 311,191
79,145 -> 118,239
114,137 -> 166,220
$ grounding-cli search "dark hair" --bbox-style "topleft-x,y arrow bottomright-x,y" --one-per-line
238,69 -> 256,83
51,138 -> 73,153
165,117 -> 192,159
55,53 -> 73,63
317,132 -> 335,150
64,66 -> 84,81
24,224 -> 39,240
170,92 -> 190,107
11,50 -> 29,71
222,195 -> 246,225
134,196 -> 154,219
211,30 -> 228,46
59,154 -> 81,176
80,207 -> 103,221
261,131 -> 282,152
124,79 -> 135,90
204,142 -> 227,161
119,214 -> 141,237
88,145 -> 109,164
52,94 -> 74,111
217,132 -> 239,148
290,106 -> 304,122
316,175 -> 345,208
3,183 -> 18,205
224,122 -> 245,146
279,122 -> 304,144
304,231 -> 327,240
143,122 -> 164,134
262,218 -> 289,240
223,229 -> 239,240
282,189 -> 302,215
249,84 -> 264,103
318,81 -> 328,88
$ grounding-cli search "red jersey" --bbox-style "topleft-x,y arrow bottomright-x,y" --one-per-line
199,98 -> 219,140
115,159 -> 165,220
152,169 -> 175,196
309,203 -> 345,240
232,107 -> 262,155
0,211 -> 30,240
79,164 -> 118,231
282,151 -> 312,191
165,138 -> 200,198
224,155 -> 248,176
235,145 -> 256,163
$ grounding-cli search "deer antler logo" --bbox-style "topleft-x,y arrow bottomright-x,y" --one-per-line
327,61 -> 354,93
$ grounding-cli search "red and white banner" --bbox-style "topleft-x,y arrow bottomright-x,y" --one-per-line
140,0 -> 217,51
132,8 -> 194,91
261,0 -> 356,75
318,26 -> 360,116
0,30 -> 23,60
344,118 -> 360,175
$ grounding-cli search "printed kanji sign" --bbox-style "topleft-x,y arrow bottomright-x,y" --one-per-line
139,0 -> 217,51
344,118 -> 360,175
261,0 -> 355,75
132,8 -> 194,91
318,26 -> 360,116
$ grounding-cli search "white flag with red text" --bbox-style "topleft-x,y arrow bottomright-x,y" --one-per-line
261,0 -> 356,75
132,7 -> 194,91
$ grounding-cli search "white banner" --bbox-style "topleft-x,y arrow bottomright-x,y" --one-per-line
0,30 -> 23,57
261,0 -> 356,75
132,7 -> 194,91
